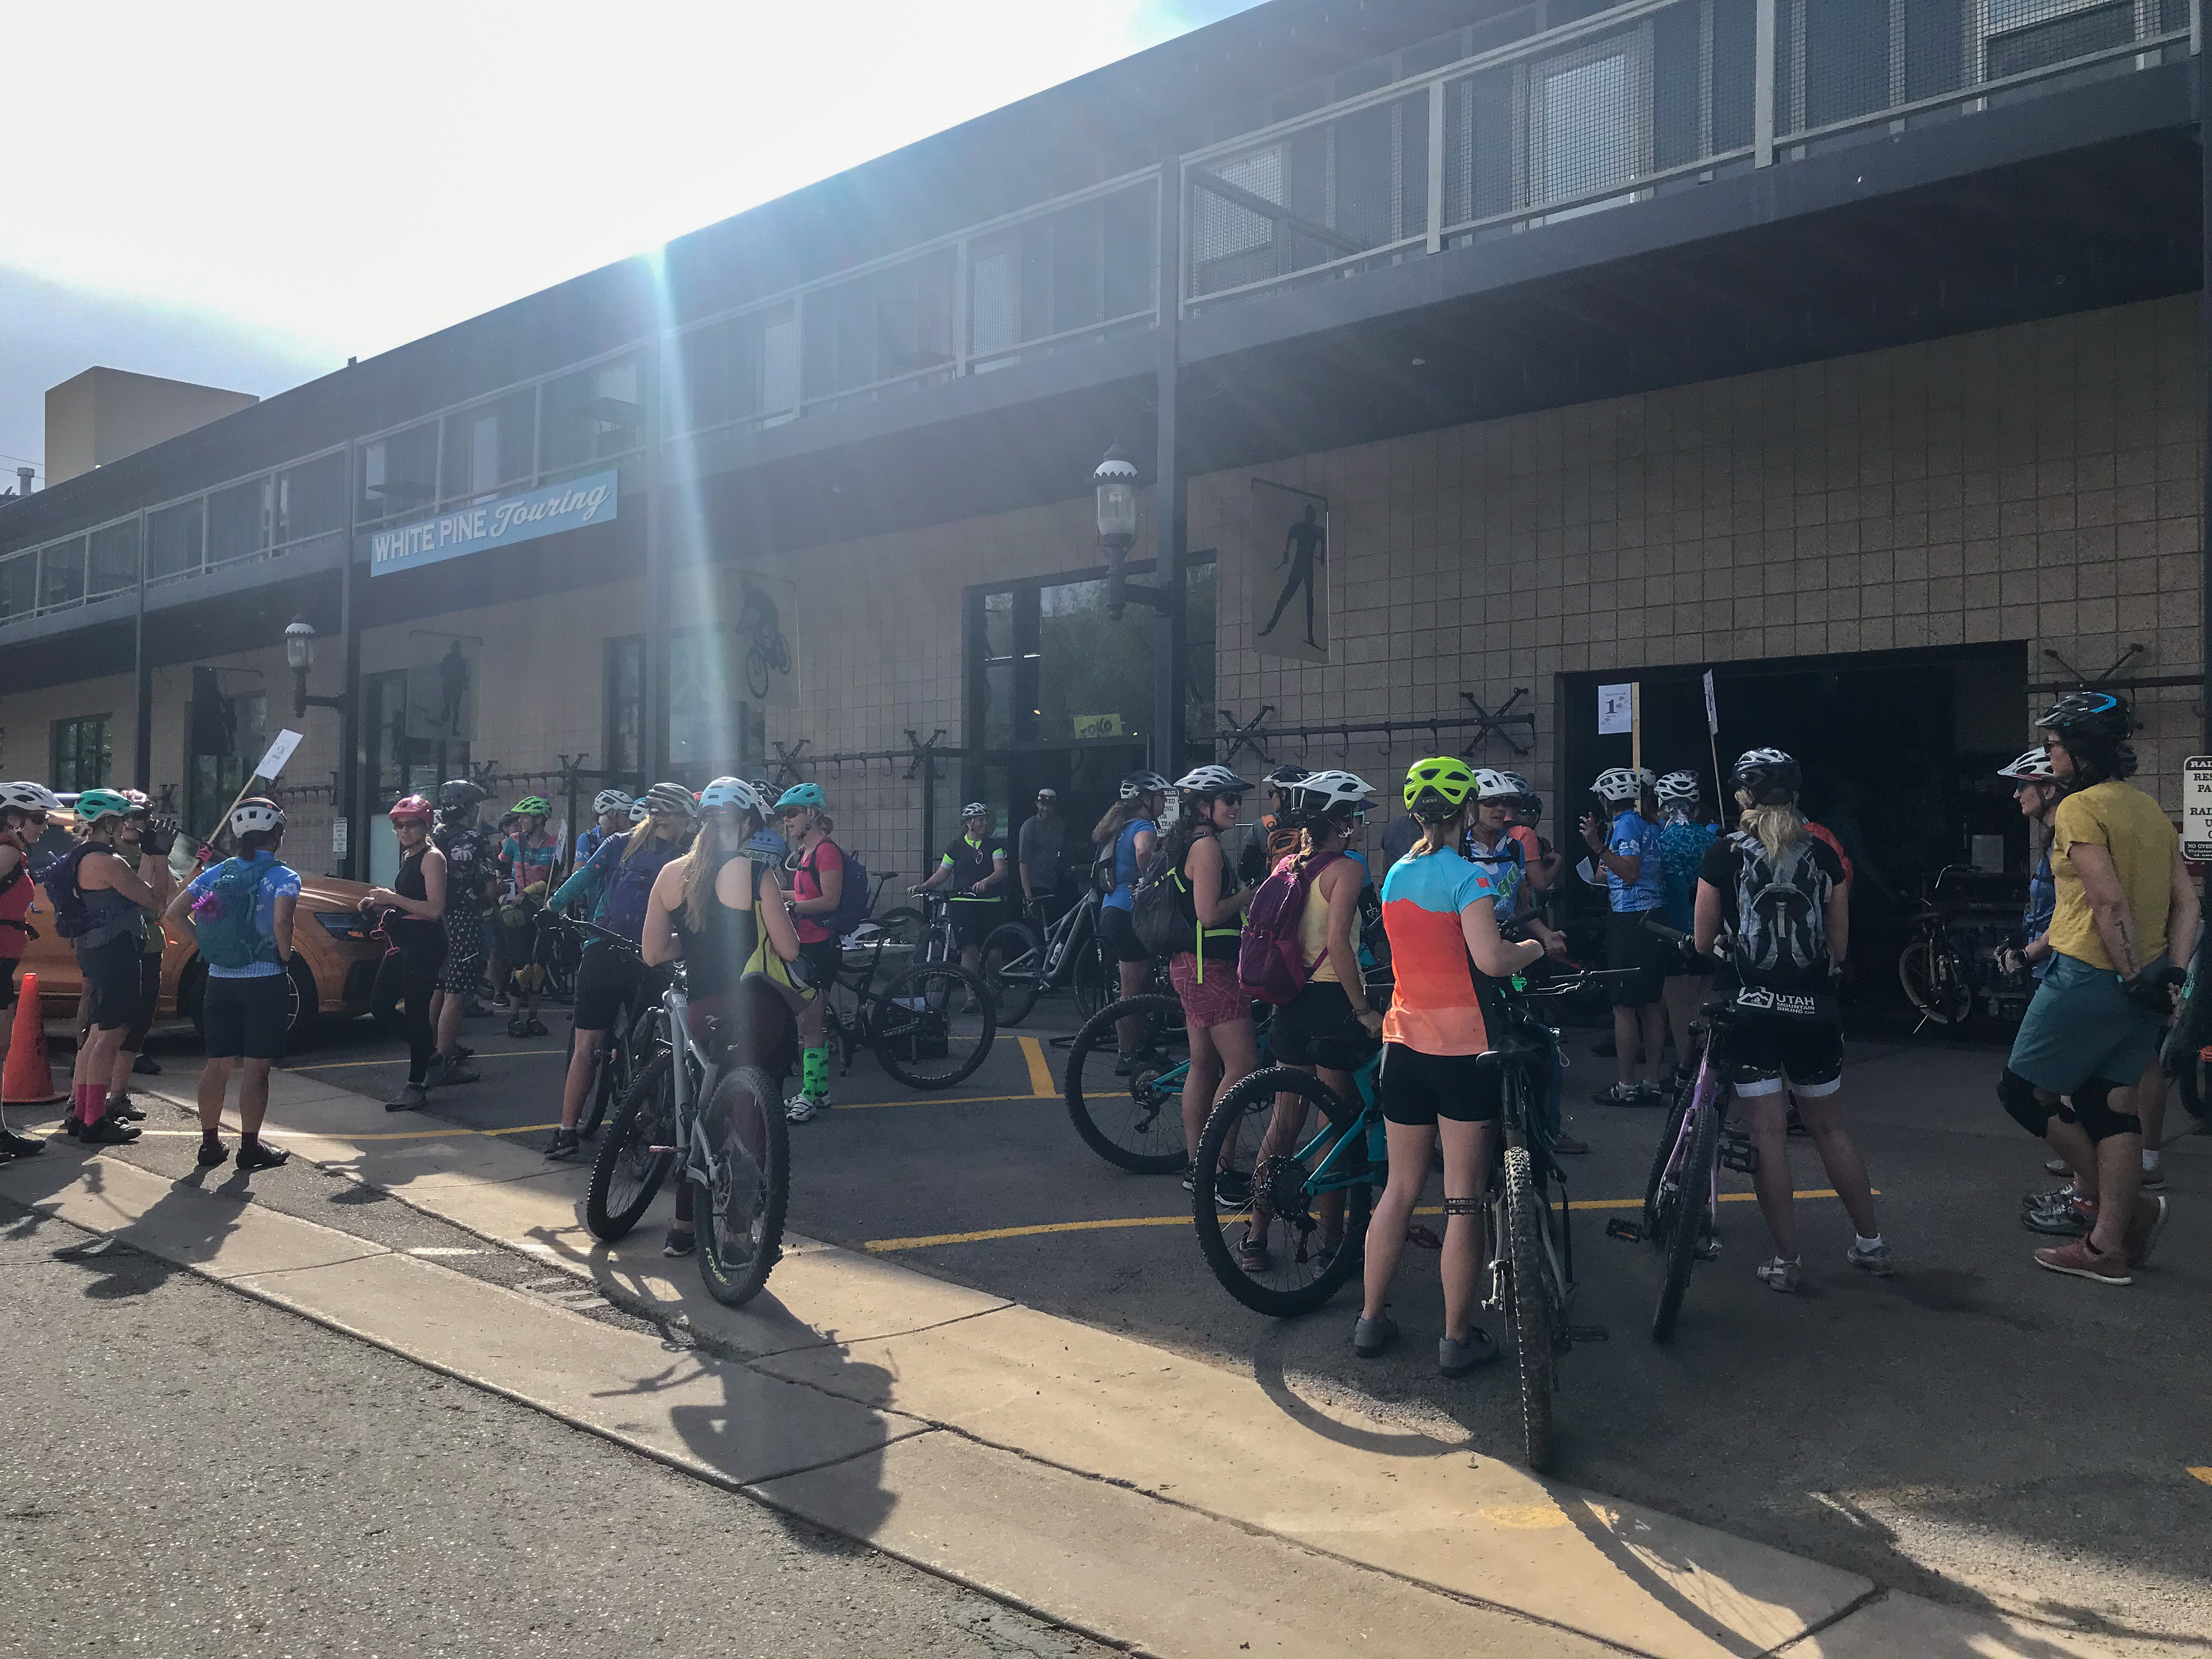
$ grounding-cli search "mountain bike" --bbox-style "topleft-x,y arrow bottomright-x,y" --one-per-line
584,959 -> 792,1308
1192,964 -> 1633,1472
976,889 -> 1110,1026
1062,990 -> 1238,1172
551,916 -> 662,1140
819,924 -> 997,1090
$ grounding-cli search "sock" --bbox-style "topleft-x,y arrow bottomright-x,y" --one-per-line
802,1045 -> 829,1102
1855,1233 -> 1884,1252
75,1084 -> 105,1125
241,1131 -> 259,1153
2142,1149 -> 2162,1172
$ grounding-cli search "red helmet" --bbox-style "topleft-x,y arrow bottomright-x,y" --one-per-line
388,793 -> 434,823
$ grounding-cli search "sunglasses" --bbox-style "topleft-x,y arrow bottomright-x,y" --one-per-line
1216,793 -> 1244,808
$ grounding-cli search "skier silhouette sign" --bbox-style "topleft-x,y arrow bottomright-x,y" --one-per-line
1248,479 -> 1330,665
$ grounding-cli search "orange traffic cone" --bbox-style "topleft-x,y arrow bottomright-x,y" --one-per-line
3,972 -> 61,1105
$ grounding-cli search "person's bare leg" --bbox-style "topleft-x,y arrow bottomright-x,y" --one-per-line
238,1059 -> 274,1138
2136,1057 -> 2168,1175
1662,977 -> 1703,1079
1794,1089 -> 1880,1240
1742,1093 -> 1797,1259
1612,1006 -> 1638,1088
1114,958 -> 1149,1054
2085,1089 -> 2142,1258
1313,1064 -> 1356,1244
1362,1120 -> 1434,1321
1180,1020 -> 1223,1160
2045,1110 -> 2099,1199
433,989 -> 461,1059
196,1057 -> 234,1137
82,1026 -> 127,1111
108,1041 -> 134,1098
1437,1116 -> 1494,1340
1636,1003 -> 1667,1088
560,1030 -> 603,1131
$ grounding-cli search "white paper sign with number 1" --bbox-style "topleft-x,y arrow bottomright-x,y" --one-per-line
1598,684 -> 1634,735
2183,755 -> 2212,862
253,729 -> 304,783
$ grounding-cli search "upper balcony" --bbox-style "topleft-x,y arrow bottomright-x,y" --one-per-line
1,0 -> 2196,637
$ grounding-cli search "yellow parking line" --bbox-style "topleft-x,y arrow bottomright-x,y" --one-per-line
1019,1036 -> 1054,1098
2188,1468 -> 2212,1486
834,1092 -> 1040,1111
864,1189 -> 1865,1254
285,1049 -> 563,1073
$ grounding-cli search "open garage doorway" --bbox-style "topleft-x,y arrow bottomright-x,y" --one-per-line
1559,642 -> 2030,1018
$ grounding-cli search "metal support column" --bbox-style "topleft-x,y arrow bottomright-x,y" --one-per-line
337,474 -> 362,881
1152,171 -> 1186,777
131,521 -> 151,791
2200,43 -> 2211,751
644,337 -> 672,781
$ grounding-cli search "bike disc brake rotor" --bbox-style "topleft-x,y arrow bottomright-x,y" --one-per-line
1251,1154 -> 1315,1230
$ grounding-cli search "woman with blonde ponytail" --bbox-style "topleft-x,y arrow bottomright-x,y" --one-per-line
1693,748 -> 1890,1293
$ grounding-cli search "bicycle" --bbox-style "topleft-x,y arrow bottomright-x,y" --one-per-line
1897,864 -> 2027,1032
1062,988 -> 1249,1172
817,923 -> 998,1090
1192,963 -> 1634,1472
976,889 -> 1110,1026
584,957 -> 792,1308
550,916 -> 658,1140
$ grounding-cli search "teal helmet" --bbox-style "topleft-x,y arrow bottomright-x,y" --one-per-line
75,788 -> 136,824
775,782 -> 826,814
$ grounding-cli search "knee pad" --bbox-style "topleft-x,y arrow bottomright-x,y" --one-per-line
1997,1069 -> 2054,1138
2069,1076 -> 2142,1143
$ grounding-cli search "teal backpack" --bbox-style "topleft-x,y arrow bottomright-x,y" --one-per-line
190,858 -> 281,972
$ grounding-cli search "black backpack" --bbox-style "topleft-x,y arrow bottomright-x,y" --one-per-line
1729,833 -> 1831,988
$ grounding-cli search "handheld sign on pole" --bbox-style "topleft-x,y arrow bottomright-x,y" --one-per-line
1598,683 -> 1633,735
1630,681 -> 1643,778
1703,669 -> 1725,810
2183,756 -> 2212,862
210,728 -> 306,860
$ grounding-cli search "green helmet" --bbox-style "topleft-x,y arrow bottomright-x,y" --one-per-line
75,788 -> 136,824
511,796 -> 550,817
1403,757 -> 1476,822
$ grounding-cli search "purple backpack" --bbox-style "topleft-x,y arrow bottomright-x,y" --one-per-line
1236,850 -> 1343,1005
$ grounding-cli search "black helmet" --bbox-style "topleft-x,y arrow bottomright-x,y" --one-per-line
1729,747 -> 1801,806
438,778 -> 487,812
1263,765 -> 1309,794
2034,690 -> 2131,743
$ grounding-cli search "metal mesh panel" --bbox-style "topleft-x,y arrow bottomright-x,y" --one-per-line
1187,89 -> 1427,302
145,499 -> 205,583
86,520 -> 140,599
0,552 -> 34,621
38,537 -> 85,611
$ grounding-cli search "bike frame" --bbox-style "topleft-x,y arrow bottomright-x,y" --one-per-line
1653,1017 -> 1728,1239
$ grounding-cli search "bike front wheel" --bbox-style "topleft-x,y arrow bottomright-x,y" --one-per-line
871,963 -> 996,1089
1194,1067 -> 1372,1318
1898,932 -> 1972,1025
585,1049 -> 675,1243
1065,994 -> 1189,1172
692,1064 -> 789,1308
977,922 -> 1042,1027
1070,935 -> 1110,1021
1502,1141 -> 1556,1471
1650,1098 -> 1722,1344
1640,1072 -> 1694,1239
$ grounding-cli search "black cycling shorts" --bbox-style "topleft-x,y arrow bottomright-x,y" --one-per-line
0,958 -> 18,1011
798,939 -> 843,995
202,973 -> 290,1061
1605,910 -> 1670,1006
572,939 -> 648,1032
1379,1043 -> 1503,1126
1272,979 -> 1376,1073
1729,1013 -> 1843,1099
77,934 -> 145,1031
1098,905 -> 1150,964
948,901 -> 996,950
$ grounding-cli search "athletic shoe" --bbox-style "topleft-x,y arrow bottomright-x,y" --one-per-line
543,1130 -> 582,1161
2138,1166 -> 2167,1194
506,1017 -> 528,1039
1635,1080 -> 1666,1106
0,1130 -> 44,1160
1214,1168 -> 1254,1208
1235,1229 -> 1269,1273
2033,1238 -> 2130,1285
1846,1242 -> 1894,1277
2044,1156 -> 2072,1176
785,1093 -> 821,1124
196,1139 -> 229,1169
385,1085 -> 428,1114
2022,1183 -> 2078,1213
236,1142 -> 289,1173
1756,1256 -> 1802,1293
79,1114 -> 140,1146
54,1116 -> 80,1140
106,1094 -> 146,1121
1438,1328 -> 1499,1376
1550,1133 -> 1592,1155
1594,1082 -> 1649,1107
449,1044 -> 476,1061
2023,1196 -> 2096,1238
661,1228 -> 696,1259
131,1054 -> 161,1076
1113,1051 -> 1139,1077
431,1056 -> 480,1087
524,1016 -> 548,1037
2124,1194 -> 2170,1269
1352,1313 -> 1397,1357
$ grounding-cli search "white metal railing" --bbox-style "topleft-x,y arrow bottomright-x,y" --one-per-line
1180,0 -> 2193,313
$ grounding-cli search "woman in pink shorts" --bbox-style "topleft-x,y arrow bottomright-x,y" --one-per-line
1161,765 -> 1256,1206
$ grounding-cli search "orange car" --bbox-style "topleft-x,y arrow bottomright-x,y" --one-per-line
19,840 -> 385,1049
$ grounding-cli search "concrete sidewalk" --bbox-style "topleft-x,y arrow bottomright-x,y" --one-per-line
1,1068 -> 2130,1659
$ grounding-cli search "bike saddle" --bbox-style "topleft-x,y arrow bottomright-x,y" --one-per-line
1469,1039 -> 1549,1071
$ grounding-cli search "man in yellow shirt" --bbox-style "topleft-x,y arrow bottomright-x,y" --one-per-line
1998,692 -> 2197,1286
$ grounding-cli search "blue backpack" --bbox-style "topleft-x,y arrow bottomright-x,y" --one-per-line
190,857 -> 282,970
804,840 -> 871,940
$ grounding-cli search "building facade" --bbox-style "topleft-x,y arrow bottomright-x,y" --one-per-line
2,0 -> 2200,934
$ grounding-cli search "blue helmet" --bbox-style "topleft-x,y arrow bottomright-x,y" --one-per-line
775,782 -> 826,813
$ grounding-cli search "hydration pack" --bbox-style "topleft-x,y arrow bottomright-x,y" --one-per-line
1129,852 -> 1188,960
1729,833 -> 1831,988
190,857 -> 283,972
802,840 -> 871,940
38,843 -> 101,941
601,836 -> 685,939
1237,850 -> 1342,1005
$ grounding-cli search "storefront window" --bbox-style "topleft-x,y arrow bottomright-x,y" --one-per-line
979,589 -> 1017,749
1035,577 -> 1155,744
605,635 -> 644,785
52,714 -> 111,793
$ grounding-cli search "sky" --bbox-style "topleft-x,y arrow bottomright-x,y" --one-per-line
0,0 -> 1259,490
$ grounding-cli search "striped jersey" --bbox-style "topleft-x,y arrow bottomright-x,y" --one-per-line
1379,847 -> 1500,1056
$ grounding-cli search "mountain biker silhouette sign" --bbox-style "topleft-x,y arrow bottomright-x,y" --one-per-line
1248,479 -> 1330,664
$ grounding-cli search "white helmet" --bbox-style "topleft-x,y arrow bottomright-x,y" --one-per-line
1471,768 -> 1520,800
230,798 -> 285,837
1997,748 -> 2058,782
1119,770 -> 1170,800
960,802 -> 991,820
1591,767 -> 1653,805
1282,769 -> 1374,816
628,796 -> 650,824
1655,770 -> 1701,805
698,776 -> 766,816
0,781 -> 62,816
1173,765 -> 1250,798
592,788 -> 632,815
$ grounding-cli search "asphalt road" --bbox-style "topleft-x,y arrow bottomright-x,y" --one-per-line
89,990 -> 2212,1648
0,1195 -> 1105,1659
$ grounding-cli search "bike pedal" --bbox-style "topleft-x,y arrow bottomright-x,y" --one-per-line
1720,1144 -> 1759,1175
1697,1235 -> 1724,1260
1604,1217 -> 1643,1243
1568,1324 -> 1610,1343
